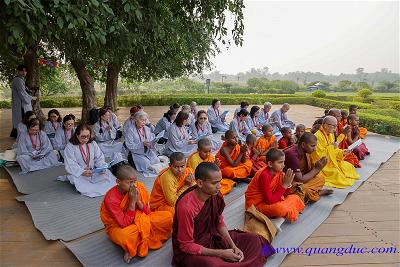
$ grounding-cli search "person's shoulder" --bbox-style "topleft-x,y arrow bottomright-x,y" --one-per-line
103,186 -> 119,203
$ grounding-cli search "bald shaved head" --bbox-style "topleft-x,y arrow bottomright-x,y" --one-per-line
224,130 -> 235,139
328,108 -> 342,122
322,115 -> 337,134
282,103 -> 290,113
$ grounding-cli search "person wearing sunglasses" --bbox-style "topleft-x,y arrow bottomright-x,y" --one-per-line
190,110 -> 222,152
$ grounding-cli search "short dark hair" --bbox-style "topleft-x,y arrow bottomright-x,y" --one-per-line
249,106 -> 260,118
262,123 -> 272,132
349,105 -> 357,112
266,148 -> 285,162
174,111 -> 189,127
224,129 -> 234,139
237,108 -> 249,117
298,132 -> 317,146
62,114 -> 76,128
240,101 -> 249,108
195,162 -> 220,181
198,137 -> 211,149
116,163 -> 136,181
164,109 -> 176,122
169,152 -> 185,164
211,99 -> 219,107
47,109 -> 62,122
280,126 -> 291,134
27,118 -> 40,129
170,103 -> 180,110
17,64 -> 27,71
69,124 -> 94,145
246,133 -> 256,144
23,111 -> 36,125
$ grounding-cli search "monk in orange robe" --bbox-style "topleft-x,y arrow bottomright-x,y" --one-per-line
150,152 -> 195,215
187,138 -> 235,195
215,130 -> 252,180
100,164 -> 172,263
245,148 -> 305,222
349,105 -> 367,138
328,108 -> 361,168
253,124 -> 278,164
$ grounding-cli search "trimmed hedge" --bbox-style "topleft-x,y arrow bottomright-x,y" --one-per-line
308,98 -> 373,110
357,111 -> 400,137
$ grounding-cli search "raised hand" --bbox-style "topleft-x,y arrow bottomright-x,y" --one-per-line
282,168 -> 295,188
128,183 -> 138,204
315,156 -> 328,171
185,173 -> 195,186
342,125 -> 351,135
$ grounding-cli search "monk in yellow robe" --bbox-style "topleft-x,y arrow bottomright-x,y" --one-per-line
150,152 -> 195,215
187,138 -> 235,195
328,108 -> 361,168
215,130 -> 252,180
252,124 -> 278,163
349,104 -> 367,138
245,148 -> 305,222
284,132 -> 333,203
100,164 -> 172,263
311,116 -> 360,188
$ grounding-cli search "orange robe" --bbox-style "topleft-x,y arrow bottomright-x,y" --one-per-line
253,135 -> 277,162
215,142 -> 252,179
100,183 -> 173,257
299,153 -> 325,202
245,167 -> 304,222
337,123 -> 361,168
186,151 -> 236,196
149,167 -> 194,215
359,127 -> 368,139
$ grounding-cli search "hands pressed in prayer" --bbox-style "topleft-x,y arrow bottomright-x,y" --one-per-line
128,183 -> 139,206
82,169 -> 93,177
219,248 -> 243,262
239,144 -> 248,154
342,125 -> 351,135
283,168 -> 295,189
136,200 -> 144,210
315,156 -> 328,171
185,173 -> 195,186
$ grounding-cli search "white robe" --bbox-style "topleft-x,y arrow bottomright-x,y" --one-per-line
16,130 -> 60,174
229,118 -> 250,143
189,121 -> 222,152
93,121 -> 124,159
109,112 -> 121,130
61,141 -> 116,197
246,116 -> 263,137
258,109 -> 271,125
44,121 -> 62,140
11,75 -> 32,129
154,117 -> 172,139
270,109 -> 295,132
52,127 -> 74,158
125,124 -> 160,177
164,124 -> 197,157
207,107 -> 229,132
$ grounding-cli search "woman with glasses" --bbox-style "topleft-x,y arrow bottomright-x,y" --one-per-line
16,118 -> 60,174
93,108 -> 124,159
164,111 -> 197,157
190,110 -> 222,151
125,111 -> 160,177
44,109 -> 62,141
52,114 -> 76,159
61,124 -> 116,197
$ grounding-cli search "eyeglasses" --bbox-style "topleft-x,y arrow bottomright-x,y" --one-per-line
326,123 -> 337,127
79,135 -> 90,139
65,123 -> 74,126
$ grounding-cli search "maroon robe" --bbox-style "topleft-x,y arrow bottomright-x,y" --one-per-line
351,127 -> 369,160
172,186 -> 274,267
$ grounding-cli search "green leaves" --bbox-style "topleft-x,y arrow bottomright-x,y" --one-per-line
57,17 -> 64,28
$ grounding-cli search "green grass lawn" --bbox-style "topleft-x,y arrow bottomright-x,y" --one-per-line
295,91 -> 400,97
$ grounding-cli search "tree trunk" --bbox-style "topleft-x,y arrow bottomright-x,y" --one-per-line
104,62 -> 121,112
23,46 -> 45,122
70,59 -> 97,123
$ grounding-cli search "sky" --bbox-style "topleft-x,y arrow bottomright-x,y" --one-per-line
210,1 -> 399,75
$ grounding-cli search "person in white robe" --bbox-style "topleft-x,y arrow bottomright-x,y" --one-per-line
43,109 -> 63,140
270,103 -> 295,133
17,111 -> 36,138
52,114 -> 75,158
164,111 -> 197,157
258,102 -> 272,125
93,108 -> 124,159
207,99 -> 229,133
189,110 -> 222,152
246,106 -> 263,137
190,101 -> 199,119
229,108 -> 250,143
233,101 -> 249,119
154,109 -> 176,144
125,111 -> 160,177
181,104 -> 195,126
60,124 -> 116,197
16,118 -> 60,174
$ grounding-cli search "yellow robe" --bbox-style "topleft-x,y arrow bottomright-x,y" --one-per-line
186,151 -> 236,196
311,129 -> 360,188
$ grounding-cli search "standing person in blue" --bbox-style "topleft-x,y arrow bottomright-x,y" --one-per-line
10,64 -> 36,138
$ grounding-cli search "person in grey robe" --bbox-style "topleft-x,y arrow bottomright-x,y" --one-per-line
16,111 -> 36,138
125,111 -> 160,177
233,101 -> 249,119
190,101 -> 199,119
258,102 -> 272,125
93,108 -> 124,159
246,106 -> 263,137
189,110 -> 222,152
52,114 -> 75,158
207,99 -> 229,133
154,109 -> 176,144
16,118 -> 60,174
44,109 -> 63,141
11,64 -> 35,138
270,103 -> 295,133
164,111 -> 197,157
229,109 -> 250,144
59,124 -> 116,198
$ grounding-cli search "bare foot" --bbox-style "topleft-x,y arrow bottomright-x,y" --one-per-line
123,251 -> 133,264
320,188 -> 334,196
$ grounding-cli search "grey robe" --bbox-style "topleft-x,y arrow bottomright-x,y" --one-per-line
258,109 -> 271,125
125,123 -> 160,176
270,109 -> 295,132
61,141 -> 116,197
164,124 -> 197,157
16,130 -> 60,174
52,127 -> 74,157
93,121 -> 124,159
44,121 -> 62,140
246,117 -> 263,137
11,75 -> 32,129
154,117 -> 172,139
189,121 -> 222,152
207,107 -> 229,132
229,118 -> 250,143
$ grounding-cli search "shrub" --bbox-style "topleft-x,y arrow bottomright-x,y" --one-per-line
0,100 -> 11,108
357,111 -> 400,137
389,102 -> 400,112
308,98 -> 373,110
311,90 -> 326,98
357,88 -> 373,103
